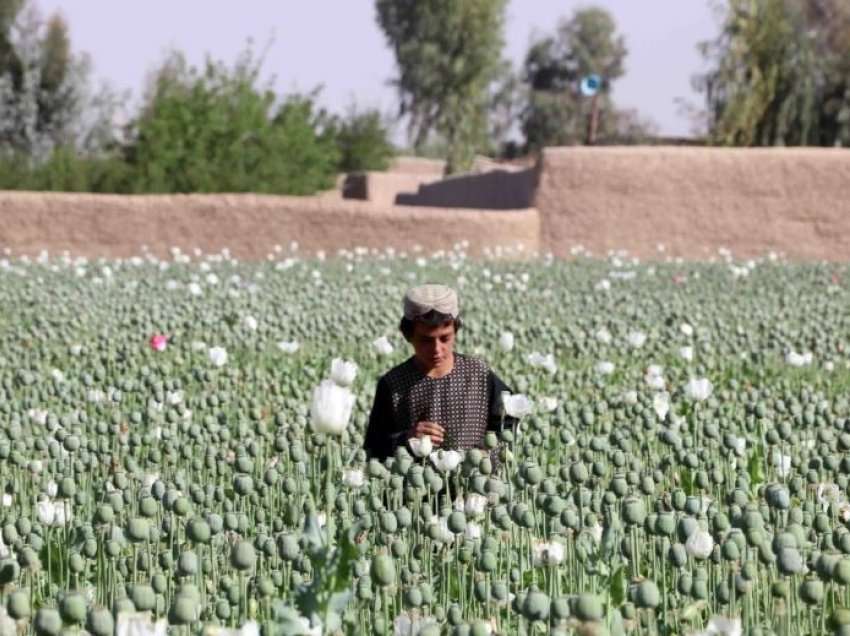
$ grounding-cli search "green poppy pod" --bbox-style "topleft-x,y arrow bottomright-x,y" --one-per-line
230,541 -> 256,571
778,547 -> 805,575
1,524 -> 17,545
86,607 -> 114,636
522,589 -> 550,621
130,584 -> 156,611
832,608 -> 850,629
677,573 -> 693,596
799,578 -> 824,605
380,512 -> 398,534
524,464 -> 544,485
741,560 -> 758,581
371,554 -> 396,587
721,539 -> 740,562
834,559 -> 850,585
448,511 -> 467,534
572,593 -> 604,622
622,497 -> 647,526
126,517 -> 149,543
404,586 -> 424,608
668,543 -> 688,568
185,517 -> 211,544
138,495 -> 158,518
817,552 -> 841,580
34,607 -> 62,636
69,551 -> 85,573
18,547 -> 40,570
7,589 -> 30,619
177,550 -> 199,577
477,550 -> 498,573
169,594 -> 199,625
632,580 -> 660,609
691,579 -> 709,600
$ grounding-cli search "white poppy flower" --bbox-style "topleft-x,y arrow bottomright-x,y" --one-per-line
342,469 -> 365,488
309,380 -> 355,435
532,540 -> 565,566
372,336 -> 394,356
538,396 -> 558,413
208,346 -> 228,367
464,522 -> 482,541
28,409 -> 48,425
243,315 -> 258,331
695,615 -> 742,636
645,365 -> 666,390
115,612 -> 168,636
330,358 -> 358,387
786,351 -> 813,367
408,435 -> 433,458
653,392 -> 670,421
464,494 -> 488,518
502,392 -> 534,418
37,499 -> 72,527
680,323 -> 694,337
685,529 -> 714,559
594,327 -> 612,344
595,361 -> 615,375
188,282 -> 203,296
679,346 -> 694,361
684,377 -> 713,401
526,352 -> 557,374
277,340 -> 300,354
627,331 -> 647,348
429,449 -> 463,472
498,331 -> 515,352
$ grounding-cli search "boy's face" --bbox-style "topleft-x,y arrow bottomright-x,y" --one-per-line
409,320 -> 456,372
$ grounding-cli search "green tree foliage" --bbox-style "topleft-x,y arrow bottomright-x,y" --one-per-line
0,0 -> 24,92
375,0 -> 507,174
0,1 -> 123,160
328,106 -> 395,173
520,6 -> 654,150
124,49 -> 339,194
697,0 -> 850,146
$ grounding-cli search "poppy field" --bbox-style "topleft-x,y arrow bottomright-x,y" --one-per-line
0,245 -> 848,636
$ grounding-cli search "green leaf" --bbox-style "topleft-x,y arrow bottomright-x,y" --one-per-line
680,468 -> 695,496
609,566 -> 627,607
748,445 -> 765,488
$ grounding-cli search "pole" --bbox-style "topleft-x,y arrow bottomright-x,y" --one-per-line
587,92 -> 600,146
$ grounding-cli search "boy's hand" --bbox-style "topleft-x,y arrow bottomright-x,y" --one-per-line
409,421 -> 444,445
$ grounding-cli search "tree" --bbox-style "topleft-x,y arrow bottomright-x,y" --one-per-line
696,0 -> 850,146
375,0 -> 507,174
125,47 -> 340,194
0,1 -> 124,161
327,106 -> 395,173
520,6 -> 652,150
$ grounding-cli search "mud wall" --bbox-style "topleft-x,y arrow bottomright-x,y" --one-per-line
1,147 -> 849,261
534,146 -> 850,260
0,191 -> 540,259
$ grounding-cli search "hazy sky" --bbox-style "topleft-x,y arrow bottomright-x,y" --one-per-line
36,1 -> 720,139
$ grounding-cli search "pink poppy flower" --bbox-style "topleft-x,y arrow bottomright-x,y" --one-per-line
149,334 -> 168,352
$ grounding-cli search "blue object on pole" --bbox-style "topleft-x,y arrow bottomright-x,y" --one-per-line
580,74 -> 602,97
